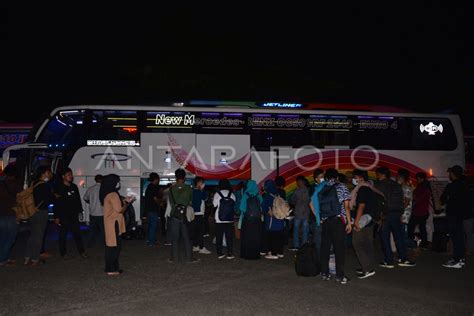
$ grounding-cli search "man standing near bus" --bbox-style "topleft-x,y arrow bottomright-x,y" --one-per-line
83,174 -> 104,248
144,173 -> 163,247
191,177 -> 211,254
54,168 -> 87,259
441,165 -> 469,268
165,169 -> 198,263
319,168 -> 352,284
290,176 -> 311,251
375,167 -> 415,268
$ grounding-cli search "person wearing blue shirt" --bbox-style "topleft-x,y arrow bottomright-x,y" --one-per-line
309,168 -> 326,257
262,180 -> 285,259
191,177 -> 211,254
318,168 -> 352,285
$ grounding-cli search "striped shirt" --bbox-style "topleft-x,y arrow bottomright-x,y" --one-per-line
323,180 -> 351,222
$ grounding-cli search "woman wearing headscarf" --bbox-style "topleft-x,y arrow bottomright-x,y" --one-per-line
262,180 -> 286,259
100,174 -> 133,275
239,180 -> 263,260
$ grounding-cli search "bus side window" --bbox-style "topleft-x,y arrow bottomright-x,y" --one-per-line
250,129 -> 305,150
308,130 -> 350,148
90,111 -> 139,141
410,118 -> 457,151
350,117 -> 411,150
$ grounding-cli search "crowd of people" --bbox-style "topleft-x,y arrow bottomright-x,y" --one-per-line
0,163 -> 473,282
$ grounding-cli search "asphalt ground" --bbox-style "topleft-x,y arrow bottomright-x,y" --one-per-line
0,227 -> 473,315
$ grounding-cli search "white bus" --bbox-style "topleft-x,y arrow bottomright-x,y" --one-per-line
3,101 -> 465,223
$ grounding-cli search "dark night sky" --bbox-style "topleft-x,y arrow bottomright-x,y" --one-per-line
2,4 -> 474,131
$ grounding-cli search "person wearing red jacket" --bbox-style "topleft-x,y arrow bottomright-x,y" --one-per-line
408,172 -> 432,249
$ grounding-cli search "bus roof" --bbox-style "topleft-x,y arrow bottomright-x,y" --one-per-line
46,103 -> 457,119
34,103 -> 461,142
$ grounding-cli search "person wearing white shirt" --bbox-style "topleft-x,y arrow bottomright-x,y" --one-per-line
83,175 -> 104,248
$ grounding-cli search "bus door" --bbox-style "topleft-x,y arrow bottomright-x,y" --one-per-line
2,143 -> 54,187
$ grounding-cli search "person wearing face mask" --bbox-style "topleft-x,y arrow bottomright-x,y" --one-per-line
100,174 -> 133,275
375,166 -> 416,268
397,169 -> 415,249
317,168 -> 352,284
351,169 -> 378,279
309,168 -> 326,257
54,168 -> 87,259
24,166 -> 55,266
345,171 -> 355,191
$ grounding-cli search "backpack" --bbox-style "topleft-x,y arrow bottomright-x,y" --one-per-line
218,191 -> 235,222
295,242 -> 320,277
385,180 -> 404,212
169,187 -> 187,221
244,194 -> 262,222
272,194 -> 290,219
370,191 -> 386,222
318,185 -> 340,218
13,182 -> 43,220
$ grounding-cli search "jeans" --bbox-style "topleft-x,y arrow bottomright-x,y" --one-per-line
352,225 -> 376,272
168,216 -> 192,262
87,215 -> 104,248
160,210 -> 167,237
191,215 -> 205,249
216,223 -> 234,256
320,217 -> 346,278
25,209 -> 49,261
408,214 -> 429,247
105,221 -> 121,272
293,218 -> 309,248
147,211 -> 160,245
448,216 -> 465,261
381,212 -> 408,264
311,223 -> 322,256
464,218 -> 474,252
0,216 -> 18,263
59,217 -> 85,257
